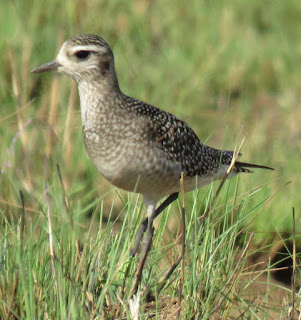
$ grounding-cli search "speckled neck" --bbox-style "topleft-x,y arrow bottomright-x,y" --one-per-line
78,80 -> 122,128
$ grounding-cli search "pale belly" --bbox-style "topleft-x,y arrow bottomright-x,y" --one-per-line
83,127 -> 231,202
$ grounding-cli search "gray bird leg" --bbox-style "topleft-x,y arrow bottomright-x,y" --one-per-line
130,192 -> 179,257
130,204 -> 156,296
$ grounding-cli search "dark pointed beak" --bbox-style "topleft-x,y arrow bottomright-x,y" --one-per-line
31,60 -> 62,73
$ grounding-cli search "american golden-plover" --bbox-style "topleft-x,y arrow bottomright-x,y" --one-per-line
32,34 -> 273,291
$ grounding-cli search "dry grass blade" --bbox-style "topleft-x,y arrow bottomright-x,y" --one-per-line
290,207 -> 296,320
19,191 -> 26,245
45,182 -> 57,292
156,256 -> 182,296
177,172 -> 186,318
56,164 -> 73,228
242,264 -> 301,277
8,47 -> 33,191
46,76 -> 59,159
63,82 -> 77,166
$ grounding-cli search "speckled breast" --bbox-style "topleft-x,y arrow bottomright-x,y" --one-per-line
82,123 -> 182,198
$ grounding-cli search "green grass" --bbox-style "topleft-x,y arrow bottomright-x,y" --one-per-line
1,0 -> 301,318
0,175 -> 291,319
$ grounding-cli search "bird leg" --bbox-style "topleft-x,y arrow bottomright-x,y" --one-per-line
130,192 -> 179,257
130,213 -> 155,296
129,193 -> 179,296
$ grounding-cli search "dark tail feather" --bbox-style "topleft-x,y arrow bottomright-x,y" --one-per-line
234,161 -> 274,173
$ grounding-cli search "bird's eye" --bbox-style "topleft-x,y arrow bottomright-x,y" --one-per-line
74,50 -> 90,60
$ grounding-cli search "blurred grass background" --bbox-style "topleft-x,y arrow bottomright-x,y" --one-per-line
1,0 -> 301,318
0,0 -> 301,238
1,0 -> 298,236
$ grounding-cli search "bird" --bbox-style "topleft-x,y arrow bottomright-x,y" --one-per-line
31,34 -> 273,293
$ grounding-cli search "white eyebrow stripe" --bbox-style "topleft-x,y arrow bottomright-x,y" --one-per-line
71,45 -> 107,53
